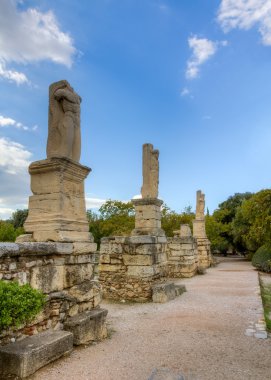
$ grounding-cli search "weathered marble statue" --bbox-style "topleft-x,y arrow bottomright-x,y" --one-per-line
21,80 -> 92,242
47,80 -> 81,162
196,190 -> 205,219
141,143 -> 159,198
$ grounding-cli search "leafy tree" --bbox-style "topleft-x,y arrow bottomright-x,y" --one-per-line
9,209 -> 28,229
161,205 -> 194,237
0,221 -> 23,242
209,192 -> 253,253
205,215 -> 229,254
233,189 -> 271,252
87,200 -> 135,245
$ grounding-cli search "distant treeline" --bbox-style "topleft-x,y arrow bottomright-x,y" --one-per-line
1,189 -> 271,256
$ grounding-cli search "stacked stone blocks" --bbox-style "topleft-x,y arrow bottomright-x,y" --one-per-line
99,235 -> 167,302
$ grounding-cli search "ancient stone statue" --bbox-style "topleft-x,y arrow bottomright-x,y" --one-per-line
196,190 -> 205,219
141,143 -> 159,198
46,80 -> 81,162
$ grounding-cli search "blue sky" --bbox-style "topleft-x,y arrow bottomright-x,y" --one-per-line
0,0 -> 271,219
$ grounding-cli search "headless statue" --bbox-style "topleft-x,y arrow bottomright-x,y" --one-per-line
46,80 -> 81,162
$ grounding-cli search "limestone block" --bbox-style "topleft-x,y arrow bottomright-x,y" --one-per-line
72,242 -> 97,255
30,265 -> 65,293
67,280 -> 97,302
123,254 -> 154,266
23,158 -> 91,242
64,263 -> 93,288
64,308 -> 108,345
100,254 -> 111,263
15,234 -> 34,243
0,330 -> 73,379
32,230 -> 92,243
129,236 -> 157,244
17,242 -> 73,255
127,265 -> 156,277
152,283 -> 176,303
99,264 -> 122,272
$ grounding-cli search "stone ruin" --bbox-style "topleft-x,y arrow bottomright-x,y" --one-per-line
166,224 -> 198,278
0,80 -> 107,379
0,82 -> 213,379
99,143 -> 185,302
192,190 -> 212,268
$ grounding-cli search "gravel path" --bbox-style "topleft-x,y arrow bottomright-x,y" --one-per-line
32,258 -> 271,380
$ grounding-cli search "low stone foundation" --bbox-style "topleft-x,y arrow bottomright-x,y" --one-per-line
99,235 -> 168,302
197,237 -> 212,269
166,236 -> 198,278
0,242 -> 106,346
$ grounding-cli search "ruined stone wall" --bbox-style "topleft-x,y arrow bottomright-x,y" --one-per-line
166,236 -> 198,278
196,238 -> 212,269
0,242 -> 102,346
99,236 -> 168,302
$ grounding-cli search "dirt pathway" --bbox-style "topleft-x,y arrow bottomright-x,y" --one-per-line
32,258 -> 271,380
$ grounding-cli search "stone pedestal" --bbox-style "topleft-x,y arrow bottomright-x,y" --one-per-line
167,224 -> 198,278
23,157 -> 92,242
99,236 -> 168,302
131,198 -> 165,237
193,219 -> 212,269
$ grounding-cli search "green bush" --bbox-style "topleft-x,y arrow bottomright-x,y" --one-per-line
0,281 -> 46,331
261,260 -> 271,273
252,244 -> 271,270
245,251 -> 255,261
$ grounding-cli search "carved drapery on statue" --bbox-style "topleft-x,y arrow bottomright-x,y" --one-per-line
47,80 -> 81,162
21,80 -> 92,242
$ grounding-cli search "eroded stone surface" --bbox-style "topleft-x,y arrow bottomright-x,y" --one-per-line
0,330 -> 73,379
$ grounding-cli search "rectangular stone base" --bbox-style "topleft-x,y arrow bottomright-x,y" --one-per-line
131,198 -> 165,237
24,157 -> 91,242
64,308 -> 108,345
99,235 -> 168,302
0,330 -> 73,379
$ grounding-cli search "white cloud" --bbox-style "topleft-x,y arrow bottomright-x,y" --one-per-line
86,197 -> 107,209
0,137 -> 31,175
0,138 -> 31,219
186,36 -> 228,79
0,61 -> 28,85
218,0 -> 271,45
186,36 -> 217,79
0,114 -> 37,131
0,0 -> 76,84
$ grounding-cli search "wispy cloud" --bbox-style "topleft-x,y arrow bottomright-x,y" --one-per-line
0,61 -> 28,85
0,137 -> 31,219
217,0 -> 271,46
0,0 -> 76,84
180,87 -> 190,96
0,137 -> 31,175
186,36 -> 224,79
0,115 -> 37,131
86,197 -> 107,209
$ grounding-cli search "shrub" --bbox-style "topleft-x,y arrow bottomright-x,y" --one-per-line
0,281 -> 46,331
252,244 -> 271,270
261,260 -> 271,273
245,251 -> 255,261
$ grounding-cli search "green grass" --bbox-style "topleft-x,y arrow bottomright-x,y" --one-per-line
259,280 -> 271,332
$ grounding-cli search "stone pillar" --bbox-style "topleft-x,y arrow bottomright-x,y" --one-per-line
166,224 -> 198,278
19,80 -> 92,243
192,190 -> 212,268
13,80 -> 107,349
131,143 -> 165,237
99,143 -> 168,302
